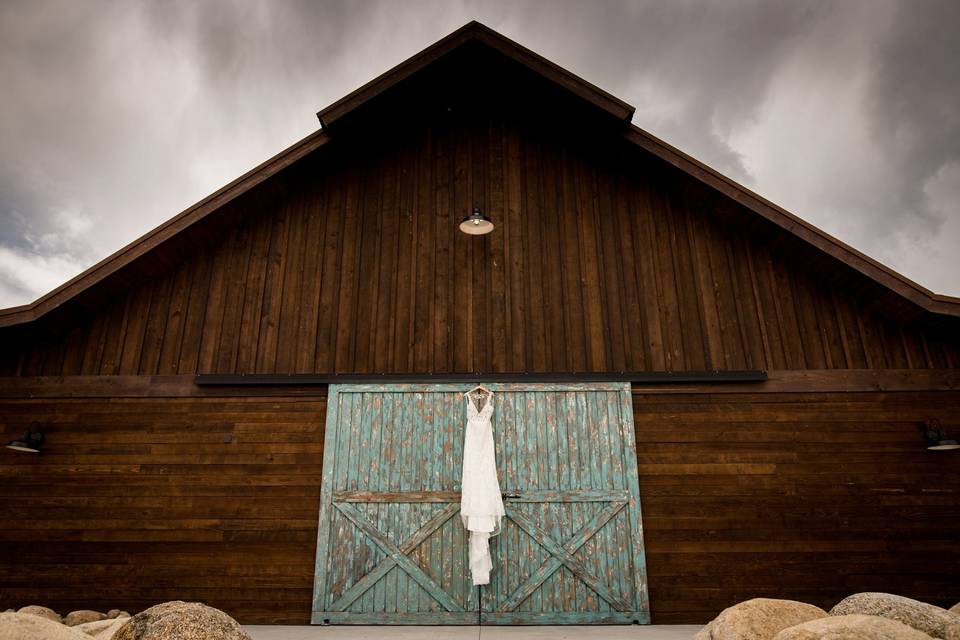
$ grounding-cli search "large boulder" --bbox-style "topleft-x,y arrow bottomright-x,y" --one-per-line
107,610 -> 130,620
951,603 -> 960,614
694,598 -> 829,640
831,593 -> 960,638
64,610 -> 107,626
75,617 -> 131,639
112,601 -> 250,640
774,614 -> 934,639
16,605 -> 62,623
0,612 -> 91,640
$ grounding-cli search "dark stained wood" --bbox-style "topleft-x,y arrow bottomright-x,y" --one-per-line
2,113 -> 959,375
1,374 -> 958,623
4,369 -> 956,399
634,388 -> 960,622
314,172 -> 345,373
0,130 -> 331,332
0,394 -> 325,624
622,124 -> 960,321
2,24 -> 958,343
1,22 -> 959,627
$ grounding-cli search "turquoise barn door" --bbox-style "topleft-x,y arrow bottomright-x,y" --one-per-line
480,384 -> 649,624
312,387 -> 478,624
311,383 -> 649,625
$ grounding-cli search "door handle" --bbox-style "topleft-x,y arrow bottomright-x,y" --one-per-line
502,492 -> 520,499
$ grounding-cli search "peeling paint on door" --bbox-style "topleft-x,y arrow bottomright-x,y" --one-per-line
311,383 -> 649,625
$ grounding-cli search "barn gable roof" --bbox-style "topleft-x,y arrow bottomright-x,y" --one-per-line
1,20 -> 957,333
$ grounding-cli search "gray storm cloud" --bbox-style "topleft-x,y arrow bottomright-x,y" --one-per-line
1,0 -> 958,308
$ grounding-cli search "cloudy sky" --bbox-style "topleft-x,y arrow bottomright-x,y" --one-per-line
1,0 -> 958,308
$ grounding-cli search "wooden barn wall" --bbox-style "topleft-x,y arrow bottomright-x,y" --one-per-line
0,394 -> 325,623
1,375 -> 958,624
2,115 -> 958,376
633,387 -> 960,622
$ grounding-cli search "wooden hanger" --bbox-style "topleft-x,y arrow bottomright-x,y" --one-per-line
462,384 -> 494,398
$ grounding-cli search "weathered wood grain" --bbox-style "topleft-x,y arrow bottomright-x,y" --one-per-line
3,113 -> 958,375
311,384 -> 648,624
0,379 -> 958,623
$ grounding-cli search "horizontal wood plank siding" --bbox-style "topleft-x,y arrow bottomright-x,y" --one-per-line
1,372 -> 958,623
635,389 -> 960,623
0,395 -> 326,623
3,117 -> 957,376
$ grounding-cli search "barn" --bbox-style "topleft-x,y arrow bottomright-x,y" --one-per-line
1,22 -> 958,627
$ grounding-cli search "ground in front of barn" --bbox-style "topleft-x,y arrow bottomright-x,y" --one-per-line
244,625 -> 702,639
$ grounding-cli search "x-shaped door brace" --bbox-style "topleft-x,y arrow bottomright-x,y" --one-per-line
329,499 -> 630,614
498,501 -> 630,612
329,502 -> 463,612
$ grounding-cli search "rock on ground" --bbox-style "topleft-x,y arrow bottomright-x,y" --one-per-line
774,614 -> 935,639
65,610 -> 107,626
0,612 -> 92,640
16,605 -> 62,623
107,610 -> 131,619
75,617 -> 131,639
112,601 -> 250,640
952,603 -> 960,614
831,593 -> 960,638
694,598 -> 829,640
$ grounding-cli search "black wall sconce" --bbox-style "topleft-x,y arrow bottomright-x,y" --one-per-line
5,429 -> 44,453
923,419 -> 959,451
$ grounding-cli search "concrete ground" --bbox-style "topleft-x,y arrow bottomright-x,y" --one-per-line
245,625 -> 702,640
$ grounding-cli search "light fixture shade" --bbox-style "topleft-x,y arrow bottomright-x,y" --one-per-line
5,431 -> 43,453
459,207 -> 494,235
928,440 -> 960,451
923,421 -> 960,451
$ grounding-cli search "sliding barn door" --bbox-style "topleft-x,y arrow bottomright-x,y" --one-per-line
311,383 -> 649,625
480,384 -> 648,624
312,387 -> 477,624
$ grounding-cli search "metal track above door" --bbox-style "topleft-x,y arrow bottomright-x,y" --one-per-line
196,370 -> 767,386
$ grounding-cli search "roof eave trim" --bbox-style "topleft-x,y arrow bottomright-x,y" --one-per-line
0,128 -> 332,330
622,124 -> 960,318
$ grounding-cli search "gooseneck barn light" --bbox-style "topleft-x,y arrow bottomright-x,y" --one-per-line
459,207 -> 494,235
923,420 -> 960,451
5,430 -> 44,453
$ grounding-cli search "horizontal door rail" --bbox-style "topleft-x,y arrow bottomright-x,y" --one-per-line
333,490 -> 631,503
481,612 -> 650,624
196,370 -> 767,386
314,612 -> 480,625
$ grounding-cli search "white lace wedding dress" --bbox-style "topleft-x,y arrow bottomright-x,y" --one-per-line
460,391 -> 505,586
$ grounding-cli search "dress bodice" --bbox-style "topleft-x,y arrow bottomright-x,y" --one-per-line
466,393 -> 494,421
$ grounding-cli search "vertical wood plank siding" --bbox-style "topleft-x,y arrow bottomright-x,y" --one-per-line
2,384 -> 958,623
2,116 -> 957,375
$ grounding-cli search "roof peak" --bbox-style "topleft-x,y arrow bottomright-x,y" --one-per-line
1,22 -> 957,332
316,20 -> 635,130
